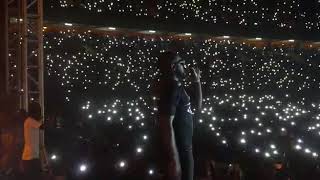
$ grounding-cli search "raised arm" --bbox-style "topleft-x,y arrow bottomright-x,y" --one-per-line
192,81 -> 202,114
190,67 -> 202,118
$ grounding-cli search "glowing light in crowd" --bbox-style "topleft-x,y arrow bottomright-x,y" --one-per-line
44,28 -> 320,175
119,161 -> 126,168
79,164 -> 87,172
53,0 -> 320,30
51,154 -> 57,160
64,23 -> 73,26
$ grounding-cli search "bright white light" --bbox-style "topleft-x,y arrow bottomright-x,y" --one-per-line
184,33 -> 192,36
108,27 -> 116,30
136,147 -> 143,153
51,154 -> 57,160
255,148 -> 260,153
143,135 -> 148,140
148,169 -> 154,175
223,36 -> 230,39
258,132 -> 262,136
240,138 -> 246,144
79,164 -> 87,172
119,161 -> 126,168
295,145 -> 302,150
288,39 -> 295,42
273,150 -> 278,155
255,37 -> 262,40
305,148 -> 311,153
270,144 -> 276,149
148,30 -> 156,33
64,23 -> 73,26
265,152 -> 270,157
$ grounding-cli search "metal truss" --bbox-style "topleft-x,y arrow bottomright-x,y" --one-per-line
6,0 -> 48,170
7,0 -> 44,115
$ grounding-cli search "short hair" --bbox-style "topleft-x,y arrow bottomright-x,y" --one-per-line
28,102 -> 41,120
158,51 -> 177,77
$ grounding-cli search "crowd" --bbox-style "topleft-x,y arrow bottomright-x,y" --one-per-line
47,0 -> 320,31
1,1 -> 320,179
36,30 -> 320,179
2,29 -> 320,178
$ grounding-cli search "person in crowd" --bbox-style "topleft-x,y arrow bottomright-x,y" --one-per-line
273,162 -> 291,180
22,102 -> 43,180
157,51 -> 202,180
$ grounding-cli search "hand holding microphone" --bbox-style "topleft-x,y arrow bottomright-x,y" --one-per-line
190,67 -> 201,83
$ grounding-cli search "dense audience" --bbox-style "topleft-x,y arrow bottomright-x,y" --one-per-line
47,0 -> 320,31
43,29 -> 320,179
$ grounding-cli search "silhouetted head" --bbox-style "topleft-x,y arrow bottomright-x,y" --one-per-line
28,102 -> 42,120
159,51 -> 187,81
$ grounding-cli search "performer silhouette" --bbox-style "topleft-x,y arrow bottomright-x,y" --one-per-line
158,51 -> 202,180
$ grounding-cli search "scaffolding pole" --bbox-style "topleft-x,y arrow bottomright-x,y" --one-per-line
0,0 -> 8,96
7,0 -> 48,171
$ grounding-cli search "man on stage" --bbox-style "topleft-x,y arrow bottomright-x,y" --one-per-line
158,51 -> 202,180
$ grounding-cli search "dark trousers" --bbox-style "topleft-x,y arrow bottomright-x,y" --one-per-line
173,112 -> 194,180
22,159 -> 41,180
